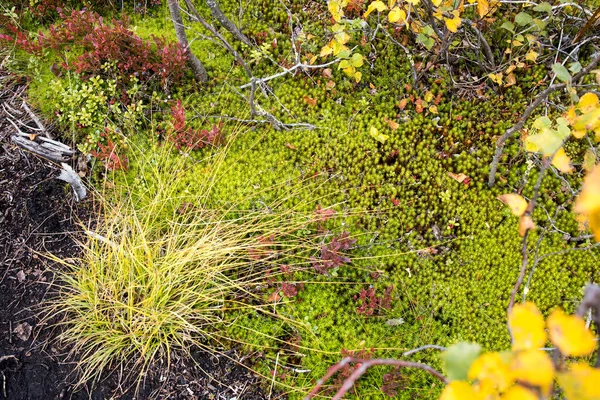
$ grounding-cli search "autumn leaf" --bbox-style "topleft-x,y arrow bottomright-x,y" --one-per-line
384,117 -> 399,130
504,72 -> 516,87
334,31 -> 351,45
501,385 -> 539,400
551,147 -> 573,173
448,172 -> 469,183
364,0 -> 387,18
445,10 -> 462,33
468,352 -> 514,391
328,0 -> 345,22
354,71 -> 362,82
525,50 -> 538,62
497,194 -> 528,216
510,350 -> 554,395
477,0 -> 490,18
547,309 -> 597,356
574,164 -> 600,241
398,98 -> 409,110
519,215 -> 536,236
369,126 -> 389,143
439,381 -> 476,400
489,72 -> 503,85
389,7 -> 407,23
583,149 -> 596,172
508,302 -> 546,351
303,96 -> 317,107
557,363 -> 600,400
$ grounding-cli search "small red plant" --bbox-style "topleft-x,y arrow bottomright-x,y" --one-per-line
168,100 -> 223,151
312,232 -> 357,274
1,9 -> 187,89
355,285 -> 393,316
90,130 -> 128,171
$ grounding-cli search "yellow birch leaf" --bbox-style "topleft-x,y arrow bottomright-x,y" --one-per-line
364,0 -> 388,18
406,0 -> 420,4
519,215 -> 535,236
320,43 -> 334,57
432,0 -> 443,6
369,126 -> 389,143
468,352 -> 514,392
489,72 -> 503,85
328,0 -> 344,22
384,117 -> 399,130
335,31 -> 351,45
424,91 -> 434,103
439,381 -> 476,400
574,164 -> 600,241
429,105 -> 439,114
578,92 -> 599,113
552,147 -> 573,173
508,302 -> 546,351
510,350 -> 554,396
557,363 -> 600,400
574,164 -> 600,215
504,72 -> 516,87
354,71 -> 362,83
497,194 -> 528,216
547,309 -> 597,357
477,0 -> 490,17
501,385 -> 539,400
445,10 -> 461,33
389,7 -> 407,23
583,149 -> 596,172
525,50 -> 538,62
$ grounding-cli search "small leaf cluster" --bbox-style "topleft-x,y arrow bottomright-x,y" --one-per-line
440,301 -> 598,400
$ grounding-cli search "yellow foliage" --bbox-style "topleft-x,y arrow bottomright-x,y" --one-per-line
558,363 -> 600,400
445,10 -> 462,32
364,0 -> 388,18
497,194 -> 528,217
508,302 -> 546,351
510,350 -> 554,395
439,381 -> 477,400
500,385 -> 538,400
388,7 -> 407,23
468,352 -> 514,392
552,147 -> 573,173
574,164 -> 600,241
547,309 -> 597,357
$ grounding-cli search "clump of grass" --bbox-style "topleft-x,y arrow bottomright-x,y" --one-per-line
46,138 -> 330,388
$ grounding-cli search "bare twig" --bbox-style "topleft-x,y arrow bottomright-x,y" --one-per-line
507,159 -> 550,316
304,357 -> 447,400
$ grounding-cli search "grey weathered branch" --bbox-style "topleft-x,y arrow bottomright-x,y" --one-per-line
11,135 -> 73,163
182,0 -> 253,79
168,0 -> 208,83
205,0 -> 252,46
488,52 -> 600,187
305,357 -> 448,400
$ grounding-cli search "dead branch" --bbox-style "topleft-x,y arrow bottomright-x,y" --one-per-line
239,59 -> 340,89
205,0 -> 252,46
168,0 -> 208,83
305,357 -> 448,400
21,101 -> 53,139
507,159 -> 550,318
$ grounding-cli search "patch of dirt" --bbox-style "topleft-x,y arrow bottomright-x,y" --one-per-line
0,73 -> 274,399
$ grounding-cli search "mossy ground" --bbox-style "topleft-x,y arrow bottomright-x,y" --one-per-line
4,0 -> 599,398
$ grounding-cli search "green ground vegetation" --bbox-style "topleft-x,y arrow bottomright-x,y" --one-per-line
1,0 -> 599,398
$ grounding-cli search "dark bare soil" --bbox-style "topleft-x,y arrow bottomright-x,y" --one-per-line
0,74 -> 270,399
